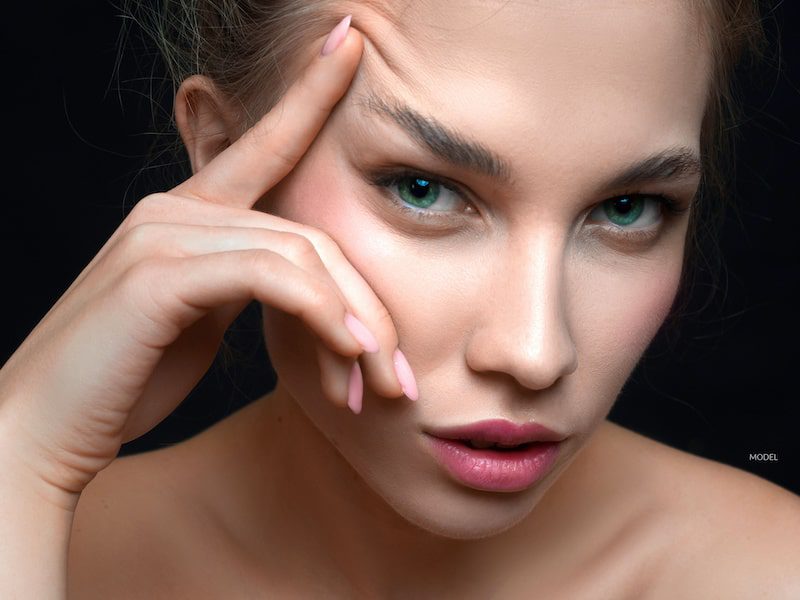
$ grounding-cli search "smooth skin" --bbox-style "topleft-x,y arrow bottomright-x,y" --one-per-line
0,20 -> 397,598
2,1 -> 800,598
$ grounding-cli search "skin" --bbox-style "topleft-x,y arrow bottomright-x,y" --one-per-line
258,0 -> 698,528
211,0 -> 702,591
64,0 -> 800,598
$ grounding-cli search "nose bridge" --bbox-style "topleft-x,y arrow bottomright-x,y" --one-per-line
467,230 -> 578,390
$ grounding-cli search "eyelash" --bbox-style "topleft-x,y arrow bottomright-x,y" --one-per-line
368,168 -> 690,242
368,168 -> 472,225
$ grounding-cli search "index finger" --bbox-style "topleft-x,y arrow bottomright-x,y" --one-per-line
172,15 -> 363,209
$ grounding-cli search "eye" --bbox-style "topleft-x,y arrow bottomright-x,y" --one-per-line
367,169 -> 474,223
586,193 -> 687,243
588,195 -> 664,227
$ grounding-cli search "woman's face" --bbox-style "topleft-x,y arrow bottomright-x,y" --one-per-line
257,0 -> 709,539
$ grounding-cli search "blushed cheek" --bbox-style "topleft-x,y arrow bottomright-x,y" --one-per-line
255,151 -> 409,394
259,147 -> 450,357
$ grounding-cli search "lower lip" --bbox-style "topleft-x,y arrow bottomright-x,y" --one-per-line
426,436 -> 561,492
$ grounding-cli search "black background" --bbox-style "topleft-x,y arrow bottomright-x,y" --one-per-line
2,3 -> 798,495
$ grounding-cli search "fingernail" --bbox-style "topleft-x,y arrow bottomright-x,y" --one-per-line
393,348 -> 419,401
320,14 -> 352,57
348,361 -> 363,415
344,312 -> 380,353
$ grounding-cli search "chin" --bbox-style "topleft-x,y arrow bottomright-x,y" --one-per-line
371,472 -> 555,542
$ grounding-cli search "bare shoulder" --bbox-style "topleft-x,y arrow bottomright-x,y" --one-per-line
67,448 -> 193,598
67,444 -> 251,599
600,421 -> 800,598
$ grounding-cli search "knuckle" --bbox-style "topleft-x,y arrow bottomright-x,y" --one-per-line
117,222 -> 166,258
271,144 -> 302,170
128,193 -> 172,226
242,248 -> 278,274
117,257 -> 169,303
300,227 -> 338,254
123,256 -> 167,286
300,278 -> 334,316
280,232 -> 321,265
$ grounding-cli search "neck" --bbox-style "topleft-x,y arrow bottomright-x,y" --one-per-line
209,383 -> 594,596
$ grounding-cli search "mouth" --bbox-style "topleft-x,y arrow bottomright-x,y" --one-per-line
424,435 -> 562,492
422,419 -> 565,492
425,418 -> 565,447
458,439 -> 537,451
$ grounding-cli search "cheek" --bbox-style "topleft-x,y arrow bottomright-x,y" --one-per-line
568,247 -> 684,411
256,150 -> 424,385
261,150 -> 472,372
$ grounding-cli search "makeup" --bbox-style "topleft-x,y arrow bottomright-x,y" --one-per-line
423,419 -> 563,492
425,436 -> 561,492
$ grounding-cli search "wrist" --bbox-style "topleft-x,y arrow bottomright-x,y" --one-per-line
0,405 -> 82,514
0,440 -> 76,599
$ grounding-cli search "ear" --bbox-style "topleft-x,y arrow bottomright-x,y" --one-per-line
174,75 -> 242,174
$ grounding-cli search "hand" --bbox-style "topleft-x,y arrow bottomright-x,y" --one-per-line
0,20 -> 405,509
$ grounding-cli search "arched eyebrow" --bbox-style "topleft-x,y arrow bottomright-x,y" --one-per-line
357,92 -> 514,183
604,146 -> 703,189
357,91 -> 703,188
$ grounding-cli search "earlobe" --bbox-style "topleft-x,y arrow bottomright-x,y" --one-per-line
174,75 -> 240,174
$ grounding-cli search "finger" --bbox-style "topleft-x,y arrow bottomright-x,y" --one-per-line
316,344 -> 356,410
172,17 -> 364,208
112,199 -> 405,400
110,222 -> 360,332
50,195 -> 408,401
125,249 -> 366,360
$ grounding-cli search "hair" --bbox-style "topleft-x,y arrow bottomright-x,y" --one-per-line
674,0 -> 770,330
116,0 -> 770,376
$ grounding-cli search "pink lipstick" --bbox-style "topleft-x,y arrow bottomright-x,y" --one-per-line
424,419 -> 564,492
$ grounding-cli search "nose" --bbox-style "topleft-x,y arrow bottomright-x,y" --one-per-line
465,232 -> 578,390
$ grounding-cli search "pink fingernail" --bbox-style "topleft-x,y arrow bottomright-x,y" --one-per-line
321,14 -> 352,56
344,313 -> 380,353
393,348 -> 419,401
348,361 -> 363,415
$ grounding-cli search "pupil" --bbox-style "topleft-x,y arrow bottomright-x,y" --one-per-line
410,178 -> 430,199
614,197 -> 633,214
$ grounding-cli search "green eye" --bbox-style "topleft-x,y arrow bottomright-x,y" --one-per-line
589,195 -> 666,229
397,177 -> 441,209
603,196 -> 645,226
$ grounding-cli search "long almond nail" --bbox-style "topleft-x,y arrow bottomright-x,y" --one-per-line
321,15 -> 352,57
393,348 -> 419,401
344,313 -> 379,353
348,361 -> 363,415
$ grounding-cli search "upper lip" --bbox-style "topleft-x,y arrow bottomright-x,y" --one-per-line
425,419 -> 565,445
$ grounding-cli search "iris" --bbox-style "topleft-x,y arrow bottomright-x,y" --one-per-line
397,177 -> 441,209
603,196 -> 644,226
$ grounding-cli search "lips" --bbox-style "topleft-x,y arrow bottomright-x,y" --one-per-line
425,418 -> 564,447
461,439 -> 534,450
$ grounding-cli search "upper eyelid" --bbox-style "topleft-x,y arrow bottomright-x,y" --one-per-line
371,167 -> 470,196
370,169 -> 476,211
370,166 -> 689,219
370,169 -> 683,246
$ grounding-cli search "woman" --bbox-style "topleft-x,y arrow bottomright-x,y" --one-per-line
1,0 -> 799,597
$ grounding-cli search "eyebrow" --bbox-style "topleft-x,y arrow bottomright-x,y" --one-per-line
358,92 -> 514,183
358,91 -> 703,189
605,146 -> 703,189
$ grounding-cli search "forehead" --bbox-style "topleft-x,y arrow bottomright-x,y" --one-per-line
341,0 -> 710,185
